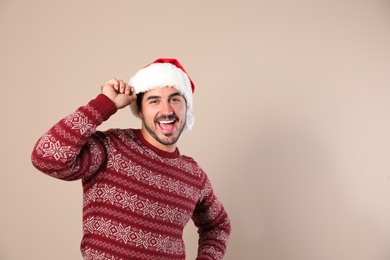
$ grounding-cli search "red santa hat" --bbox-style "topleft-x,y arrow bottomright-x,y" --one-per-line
129,58 -> 195,131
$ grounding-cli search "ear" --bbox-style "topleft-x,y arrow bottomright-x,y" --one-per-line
138,110 -> 143,118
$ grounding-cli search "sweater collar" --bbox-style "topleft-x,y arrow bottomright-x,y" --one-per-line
133,129 -> 180,159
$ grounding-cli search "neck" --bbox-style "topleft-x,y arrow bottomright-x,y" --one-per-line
140,127 -> 177,153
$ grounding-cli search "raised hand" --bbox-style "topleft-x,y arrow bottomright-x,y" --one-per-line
101,78 -> 137,109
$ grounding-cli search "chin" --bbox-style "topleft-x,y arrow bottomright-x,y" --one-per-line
160,134 -> 179,145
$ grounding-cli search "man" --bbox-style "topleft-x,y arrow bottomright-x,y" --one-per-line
31,58 -> 231,260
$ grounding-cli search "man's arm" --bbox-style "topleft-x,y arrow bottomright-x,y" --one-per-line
192,178 -> 232,259
31,79 -> 137,180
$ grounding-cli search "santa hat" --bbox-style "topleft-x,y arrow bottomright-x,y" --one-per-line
129,58 -> 195,131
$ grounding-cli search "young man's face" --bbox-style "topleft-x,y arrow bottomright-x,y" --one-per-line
139,87 -> 187,152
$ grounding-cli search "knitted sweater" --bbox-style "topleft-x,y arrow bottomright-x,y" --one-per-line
31,94 -> 231,260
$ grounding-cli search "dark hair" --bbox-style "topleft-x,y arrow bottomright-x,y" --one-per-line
136,92 -> 145,113
135,90 -> 188,114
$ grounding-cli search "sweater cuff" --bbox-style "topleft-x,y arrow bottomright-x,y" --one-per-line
89,94 -> 118,122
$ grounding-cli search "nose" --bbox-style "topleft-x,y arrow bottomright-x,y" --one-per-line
160,100 -> 173,115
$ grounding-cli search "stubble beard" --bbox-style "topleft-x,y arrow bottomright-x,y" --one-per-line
143,116 -> 186,146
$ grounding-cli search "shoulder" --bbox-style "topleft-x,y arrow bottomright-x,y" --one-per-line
176,154 -> 208,179
93,128 -> 138,145
100,128 -> 135,137
180,154 -> 195,162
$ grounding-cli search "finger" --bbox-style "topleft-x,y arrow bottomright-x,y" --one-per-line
131,93 -> 137,102
106,78 -> 119,91
124,84 -> 130,95
127,93 -> 137,105
126,86 -> 136,96
118,80 -> 126,93
124,84 -> 135,95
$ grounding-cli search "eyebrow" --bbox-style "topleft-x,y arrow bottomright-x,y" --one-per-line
146,92 -> 183,101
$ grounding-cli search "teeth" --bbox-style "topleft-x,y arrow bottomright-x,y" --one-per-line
159,120 -> 174,124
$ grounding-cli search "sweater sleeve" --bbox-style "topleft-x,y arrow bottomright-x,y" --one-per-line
31,94 -> 117,181
192,177 -> 231,260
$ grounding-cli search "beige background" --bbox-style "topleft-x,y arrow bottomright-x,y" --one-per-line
1,0 -> 390,259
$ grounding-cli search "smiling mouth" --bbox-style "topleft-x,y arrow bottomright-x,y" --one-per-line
157,119 -> 176,132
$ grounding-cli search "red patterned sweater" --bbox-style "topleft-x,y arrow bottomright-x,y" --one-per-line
31,94 -> 231,260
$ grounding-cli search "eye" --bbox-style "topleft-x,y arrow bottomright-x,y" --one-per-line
170,96 -> 183,103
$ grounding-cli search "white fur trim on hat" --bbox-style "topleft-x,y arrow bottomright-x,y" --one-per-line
129,61 -> 194,130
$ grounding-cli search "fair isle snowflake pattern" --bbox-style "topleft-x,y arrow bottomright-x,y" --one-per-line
82,248 -> 122,260
83,216 -> 184,254
200,246 -> 224,260
107,153 -> 124,172
114,223 -> 132,243
208,199 -> 223,219
88,139 -> 104,173
216,228 -> 230,246
39,135 -> 73,161
64,111 -> 94,135
106,152 -> 200,199
84,183 -> 192,226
